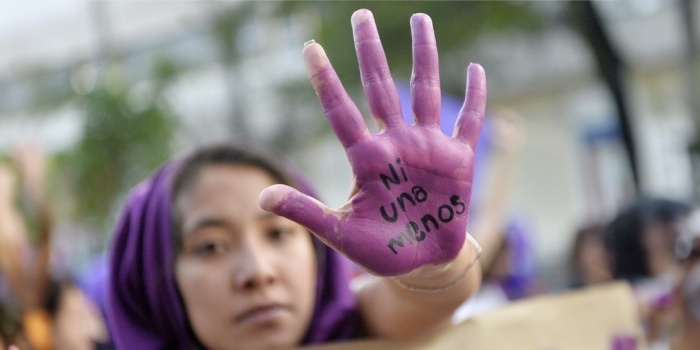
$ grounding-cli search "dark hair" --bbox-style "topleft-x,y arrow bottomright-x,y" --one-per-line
170,143 -> 300,252
43,278 -> 64,317
603,197 -> 690,281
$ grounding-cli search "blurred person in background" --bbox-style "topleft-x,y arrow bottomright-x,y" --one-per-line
0,164 -> 27,348
0,144 -> 109,350
0,145 -> 52,349
107,10 -> 485,349
44,280 -> 109,350
76,252 -> 110,329
671,206 -> 700,350
454,215 -> 537,323
604,197 -> 691,349
569,222 -> 613,288
453,108 -> 537,323
0,302 -> 29,350
483,216 -> 538,302
604,197 -> 689,283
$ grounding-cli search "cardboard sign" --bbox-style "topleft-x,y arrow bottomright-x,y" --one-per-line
303,282 -> 646,350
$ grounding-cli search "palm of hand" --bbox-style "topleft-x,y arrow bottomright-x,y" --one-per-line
260,10 -> 485,276
338,127 -> 473,275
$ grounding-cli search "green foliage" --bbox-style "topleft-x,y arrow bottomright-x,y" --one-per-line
68,60 -> 178,226
277,1 -> 542,88
271,1 -> 543,151
57,1 -> 544,227
212,2 -> 256,61
27,68 -> 75,113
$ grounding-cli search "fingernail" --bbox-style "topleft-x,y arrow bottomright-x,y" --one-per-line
411,13 -> 432,26
304,39 -> 316,47
351,9 -> 372,28
468,63 -> 484,78
303,44 -> 328,74
467,63 -> 477,79
351,9 -> 375,40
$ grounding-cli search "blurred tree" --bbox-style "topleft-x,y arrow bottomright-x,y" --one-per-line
211,2 -> 257,138
67,57 -> 180,228
276,1 -> 542,93
266,1 -> 543,151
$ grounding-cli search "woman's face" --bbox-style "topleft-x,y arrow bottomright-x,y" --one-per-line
577,234 -> 612,284
643,222 -> 682,278
175,165 -> 317,350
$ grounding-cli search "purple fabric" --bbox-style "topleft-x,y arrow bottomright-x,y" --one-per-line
610,334 -> 637,350
107,159 -> 357,349
77,252 -> 109,318
499,215 -> 536,300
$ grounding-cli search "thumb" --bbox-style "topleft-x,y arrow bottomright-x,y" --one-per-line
259,184 -> 342,248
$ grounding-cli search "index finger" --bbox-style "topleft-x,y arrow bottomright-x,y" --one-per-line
304,43 -> 369,149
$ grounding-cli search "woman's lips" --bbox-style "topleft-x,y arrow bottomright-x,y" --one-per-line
237,304 -> 289,325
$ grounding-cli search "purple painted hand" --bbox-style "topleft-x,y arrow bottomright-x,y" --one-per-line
260,10 -> 486,276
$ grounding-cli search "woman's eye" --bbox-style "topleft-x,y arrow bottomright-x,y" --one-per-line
269,227 -> 293,241
194,241 -> 227,257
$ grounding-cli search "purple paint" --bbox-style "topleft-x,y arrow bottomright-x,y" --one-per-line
610,334 -> 637,350
410,13 -> 441,128
396,82 -> 493,218
353,9 -> 404,130
261,11 -> 486,276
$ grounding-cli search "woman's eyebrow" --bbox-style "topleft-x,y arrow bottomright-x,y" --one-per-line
257,211 -> 291,226
257,211 -> 278,221
184,218 -> 229,236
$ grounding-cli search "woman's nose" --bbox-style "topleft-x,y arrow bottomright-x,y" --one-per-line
234,239 -> 276,290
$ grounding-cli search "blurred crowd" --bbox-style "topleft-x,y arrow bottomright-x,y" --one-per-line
0,114 -> 699,350
1,1 -> 698,348
0,145 -> 108,349
453,111 -> 700,350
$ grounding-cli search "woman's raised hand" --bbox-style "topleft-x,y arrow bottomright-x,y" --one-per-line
260,9 -> 486,276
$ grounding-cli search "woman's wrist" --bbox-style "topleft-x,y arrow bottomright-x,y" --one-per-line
391,234 -> 482,292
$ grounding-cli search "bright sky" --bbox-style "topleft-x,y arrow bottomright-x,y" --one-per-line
0,1 -> 83,39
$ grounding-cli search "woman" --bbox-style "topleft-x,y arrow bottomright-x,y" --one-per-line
604,196 -> 691,348
569,223 -> 612,288
672,209 -> 700,350
108,9 -> 485,349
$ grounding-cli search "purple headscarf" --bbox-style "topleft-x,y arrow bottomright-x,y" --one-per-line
107,156 -> 357,349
